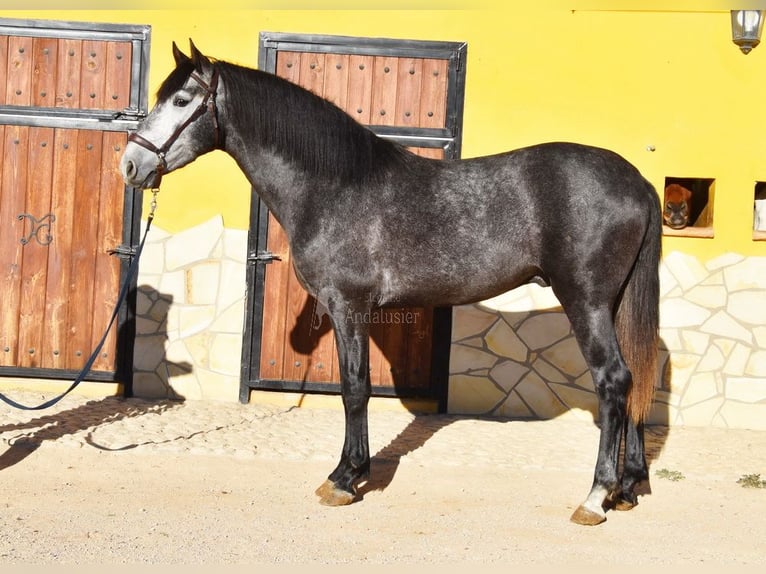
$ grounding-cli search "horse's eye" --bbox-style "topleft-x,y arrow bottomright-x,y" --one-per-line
173,96 -> 189,107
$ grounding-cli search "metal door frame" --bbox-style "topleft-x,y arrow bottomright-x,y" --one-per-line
240,32 -> 468,411
0,18 -> 151,390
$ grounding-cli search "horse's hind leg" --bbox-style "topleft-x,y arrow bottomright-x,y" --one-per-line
564,305 -> 632,526
315,298 -> 372,506
614,419 -> 649,510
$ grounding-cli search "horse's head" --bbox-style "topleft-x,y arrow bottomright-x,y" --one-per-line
120,40 -> 222,189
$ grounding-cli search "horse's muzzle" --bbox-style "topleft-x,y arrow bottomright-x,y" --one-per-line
121,158 -> 161,190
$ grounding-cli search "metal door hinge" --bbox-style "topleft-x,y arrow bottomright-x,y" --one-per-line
112,107 -> 147,121
108,244 -> 137,259
248,250 -> 281,264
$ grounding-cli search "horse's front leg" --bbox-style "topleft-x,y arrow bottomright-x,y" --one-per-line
315,299 -> 371,506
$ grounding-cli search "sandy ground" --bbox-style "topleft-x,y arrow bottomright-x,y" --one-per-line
0,392 -> 765,566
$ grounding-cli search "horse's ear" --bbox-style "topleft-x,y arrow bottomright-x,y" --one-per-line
172,41 -> 190,66
189,39 -> 211,71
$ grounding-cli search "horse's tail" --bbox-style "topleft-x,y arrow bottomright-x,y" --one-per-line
617,180 -> 662,423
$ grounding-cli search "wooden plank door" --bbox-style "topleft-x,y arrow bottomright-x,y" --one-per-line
242,34 -> 466,405
0,20 -> 150,383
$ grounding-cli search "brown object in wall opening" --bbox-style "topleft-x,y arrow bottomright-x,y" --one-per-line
753,181 -> 766,240
662,177 -> 715,238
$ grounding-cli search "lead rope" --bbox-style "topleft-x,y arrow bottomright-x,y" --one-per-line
0,188 -> 160,411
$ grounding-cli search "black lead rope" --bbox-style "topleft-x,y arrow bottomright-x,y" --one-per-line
0,190 -> 159,411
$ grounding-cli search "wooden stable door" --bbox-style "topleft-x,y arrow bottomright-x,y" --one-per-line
243,34 -> 466,404
0,125 -> 126,373
0,20 -> 149,382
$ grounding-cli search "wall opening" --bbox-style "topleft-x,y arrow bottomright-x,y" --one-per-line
662,176 -> 715,238
753,181 -> 766,240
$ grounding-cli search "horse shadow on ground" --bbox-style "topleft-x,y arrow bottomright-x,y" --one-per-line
0,286 -> 190,472
289,296 -> 672,503
0,397 -> 184,472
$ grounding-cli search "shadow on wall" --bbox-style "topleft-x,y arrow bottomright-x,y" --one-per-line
132,285 -> 192,400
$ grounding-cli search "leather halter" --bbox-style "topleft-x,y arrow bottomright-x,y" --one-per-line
128,67 -> 220,187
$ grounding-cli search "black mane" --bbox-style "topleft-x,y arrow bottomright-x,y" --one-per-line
215,61 -> 412,185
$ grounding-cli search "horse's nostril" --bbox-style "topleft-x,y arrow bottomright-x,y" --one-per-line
124,159 -> 136,178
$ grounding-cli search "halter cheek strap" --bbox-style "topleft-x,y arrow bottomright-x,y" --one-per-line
128,67 -> 221,187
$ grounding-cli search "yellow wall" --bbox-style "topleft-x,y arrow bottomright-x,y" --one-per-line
4,2 -> 766,260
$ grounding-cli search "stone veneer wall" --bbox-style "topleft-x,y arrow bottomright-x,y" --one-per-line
134,215 -> 247,401
448,252 -> 766,430
134,216 -> 766,429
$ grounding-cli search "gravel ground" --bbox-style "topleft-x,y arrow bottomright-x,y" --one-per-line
1,391 -> 765,565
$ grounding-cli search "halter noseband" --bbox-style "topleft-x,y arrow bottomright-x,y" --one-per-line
128,67 -> 221,187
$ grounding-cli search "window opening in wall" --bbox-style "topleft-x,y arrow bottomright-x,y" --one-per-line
753,181 -> 766,240
662,176 -> 715,238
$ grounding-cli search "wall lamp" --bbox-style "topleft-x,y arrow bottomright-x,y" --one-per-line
731,10 -> 765,54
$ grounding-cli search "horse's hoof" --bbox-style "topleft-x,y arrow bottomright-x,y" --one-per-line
570,504 -> 607,526
315,479 -> 355,506
613,499 -> 636,511
613,493 -> 638,511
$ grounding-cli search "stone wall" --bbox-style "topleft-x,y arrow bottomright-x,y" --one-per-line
134,216 -> 247,401
134,217 -> 766,429
448,252 -> 766,430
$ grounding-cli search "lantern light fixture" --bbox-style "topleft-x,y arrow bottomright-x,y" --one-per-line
731,10 -> 766,54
